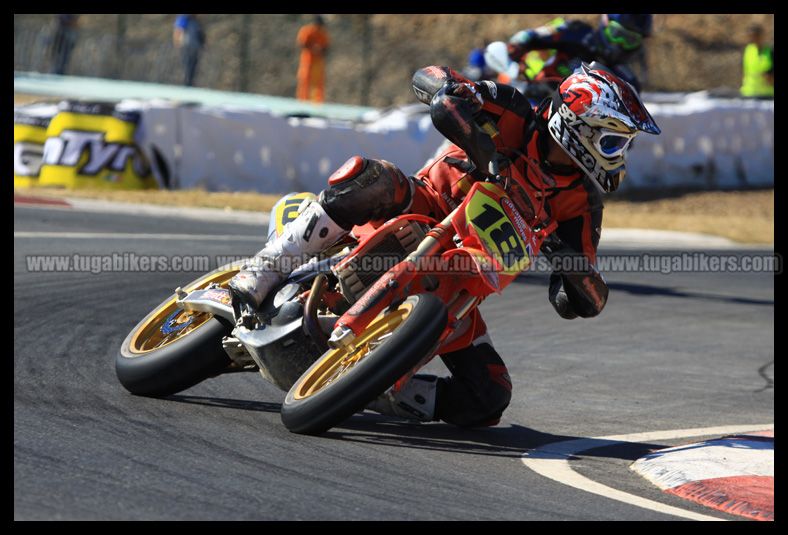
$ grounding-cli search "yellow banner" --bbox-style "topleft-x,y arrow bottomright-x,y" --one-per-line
13,112 -> 50,188
35,101 -> 156,190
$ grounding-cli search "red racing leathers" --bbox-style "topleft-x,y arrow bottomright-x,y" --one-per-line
318,66 -> 608,426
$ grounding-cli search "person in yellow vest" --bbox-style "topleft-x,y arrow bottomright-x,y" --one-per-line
296,15 -> 330,103
741,24 -> 774,98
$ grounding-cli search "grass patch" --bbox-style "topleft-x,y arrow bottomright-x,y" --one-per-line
604,189 -> 773,244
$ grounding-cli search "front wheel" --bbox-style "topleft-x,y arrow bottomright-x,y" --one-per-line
281,293 -> 448,435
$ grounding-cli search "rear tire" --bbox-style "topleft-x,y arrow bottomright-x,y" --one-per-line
116,264 -> 242,397
281,293 -> 447,435
117,317 -> 231,397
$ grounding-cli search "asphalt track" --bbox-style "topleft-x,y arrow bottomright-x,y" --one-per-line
14,205 -> 774,520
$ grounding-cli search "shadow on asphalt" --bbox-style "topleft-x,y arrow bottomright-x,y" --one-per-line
510,275 -> 774,306
325,415 -> 665,460
605,281 -> 774,306
164,395 -> 667,459
165,394 -> 282,413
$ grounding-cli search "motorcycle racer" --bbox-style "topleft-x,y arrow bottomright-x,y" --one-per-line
505,14 -> 653,93
229,62 -> 660,428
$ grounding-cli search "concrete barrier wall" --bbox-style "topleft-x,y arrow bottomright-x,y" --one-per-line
15,79 -> 773,193
137,94 -> 772,193
139,104 -> 445,193
622,94 -> 774,190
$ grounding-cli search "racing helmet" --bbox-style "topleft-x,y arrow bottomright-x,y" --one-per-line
546,62 -> 660,192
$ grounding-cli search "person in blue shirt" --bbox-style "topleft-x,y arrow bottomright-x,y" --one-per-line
173,14 -> 206,87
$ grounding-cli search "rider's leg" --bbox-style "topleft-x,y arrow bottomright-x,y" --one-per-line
435,334 -> 512,427
228,199 -> 346,313
229,157 -> 414,312
367,331 -> 512,427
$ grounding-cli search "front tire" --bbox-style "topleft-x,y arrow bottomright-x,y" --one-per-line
281,293 -> 448,435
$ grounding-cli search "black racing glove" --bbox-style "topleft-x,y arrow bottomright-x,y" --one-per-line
543,234 -> 578,319
443,80 -> 485,115
549,273 -> 579,320
430,83 -> 496,174
542,233 -> 608,319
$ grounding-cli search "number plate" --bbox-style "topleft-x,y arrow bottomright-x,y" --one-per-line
465,184 -> 531,276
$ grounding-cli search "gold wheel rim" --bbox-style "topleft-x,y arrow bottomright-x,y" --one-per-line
293,302 -> 414,400
128,269 -> 238,355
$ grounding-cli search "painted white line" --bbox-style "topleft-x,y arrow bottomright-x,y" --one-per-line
600,228 -> 741,249
13,231 -> 262,242
521,423 -> 774,521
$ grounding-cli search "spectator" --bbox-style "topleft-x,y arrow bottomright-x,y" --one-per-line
173,14 -> 205,87
741,24 -> 774,98
296,15 -> 330,102
51,14 -> 79,75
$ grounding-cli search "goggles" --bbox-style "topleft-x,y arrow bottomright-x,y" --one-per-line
593,129 -> 636,159
603,20 -> 644,51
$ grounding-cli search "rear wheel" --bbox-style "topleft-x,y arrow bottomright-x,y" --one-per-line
116,264 -> 242,397
281,293 -> 448,435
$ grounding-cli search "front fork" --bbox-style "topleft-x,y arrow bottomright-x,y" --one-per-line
327,208 -> 463,350
326,207 -> 558,351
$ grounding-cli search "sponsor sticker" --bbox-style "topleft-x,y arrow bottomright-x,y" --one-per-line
500,197 -> 531,244
202,288 -> 232,305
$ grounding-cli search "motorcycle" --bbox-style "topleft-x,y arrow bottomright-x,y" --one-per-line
117,140 -> 558,436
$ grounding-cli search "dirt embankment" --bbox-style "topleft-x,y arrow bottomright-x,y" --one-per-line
14,14 -> 774,107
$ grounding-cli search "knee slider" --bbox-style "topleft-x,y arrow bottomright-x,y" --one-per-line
327,155 -> 367,186
321,156 -> 412,228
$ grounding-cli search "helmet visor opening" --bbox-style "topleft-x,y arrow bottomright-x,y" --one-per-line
604,20 -> 643,51
594,130 -> 636,158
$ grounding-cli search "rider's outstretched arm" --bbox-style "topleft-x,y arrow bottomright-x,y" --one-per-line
542,211 -> 609,319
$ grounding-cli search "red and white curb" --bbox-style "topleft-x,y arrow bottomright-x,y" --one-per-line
13,193 -> 72,207
630,431 -> 774,521
521,424 -> 773,521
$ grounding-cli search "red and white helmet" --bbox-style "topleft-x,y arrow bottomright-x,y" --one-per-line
547,62 -> 660,192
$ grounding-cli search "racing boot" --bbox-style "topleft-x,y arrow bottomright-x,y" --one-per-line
366,375 -> 439,422
229,200 -> 346,317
